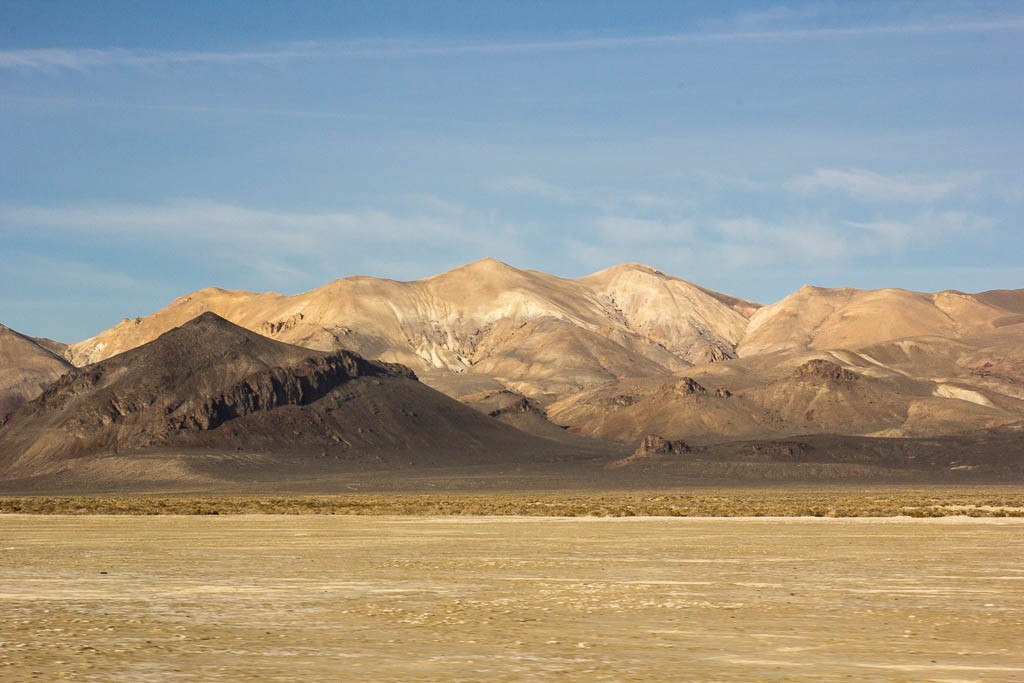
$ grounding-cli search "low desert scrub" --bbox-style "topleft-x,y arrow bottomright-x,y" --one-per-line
1,488 -> 1023,517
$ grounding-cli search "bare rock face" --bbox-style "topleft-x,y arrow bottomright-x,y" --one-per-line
737,440 -> 812,461
794,359 -> 859,384
607,433 -> 693,468
634,434 -> 692,457
652,377 -> 710,399
457,388 -> 548,420
675,377 -> 708,396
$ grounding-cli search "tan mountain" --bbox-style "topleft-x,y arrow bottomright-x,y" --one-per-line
736,284 -> 1024,406
548,283 -> 1024,445
738,285 -> 1024,355
66,259 -> 757,400
0,324 -> 72,415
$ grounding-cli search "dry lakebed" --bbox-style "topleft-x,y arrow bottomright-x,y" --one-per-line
1,515 -> 1022,682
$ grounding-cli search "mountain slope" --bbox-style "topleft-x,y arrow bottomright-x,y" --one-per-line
0,313 -> 597,486
0,324 -> 73,415
47,263 -> 1024,448
738,285 -> 1022,356
65,259 -> 758,400
547,355 -> 1024,443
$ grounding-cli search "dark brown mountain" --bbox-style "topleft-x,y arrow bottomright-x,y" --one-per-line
0,313 -> 606,489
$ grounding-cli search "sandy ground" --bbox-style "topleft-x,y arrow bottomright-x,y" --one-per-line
1,516 -> 1022,682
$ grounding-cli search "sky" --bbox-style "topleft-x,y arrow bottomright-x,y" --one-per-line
1,1 -> 1023,342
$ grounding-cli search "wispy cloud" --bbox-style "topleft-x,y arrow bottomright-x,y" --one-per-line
845,211 -> 992,249
709,217 -> 845,266
729,5 -> 827,29
0,198 -> 528,287
0,250 -> 148,293
788,168 -> 981,203
0,199 -> 486,249
566,208 -> 995,276
496,177 -> 577,204
4,93 -> 379,121
495,175 -> 692,213
4,17 -> 1023,71
693,171 -> 767,192
0,45 -> 330,71
711,211 -> 992,266
593,216 -> 695,244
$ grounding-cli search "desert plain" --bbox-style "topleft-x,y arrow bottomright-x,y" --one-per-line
2,510 -> 1023,682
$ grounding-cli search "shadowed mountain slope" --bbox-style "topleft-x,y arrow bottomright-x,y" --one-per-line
0,324 -> 73,415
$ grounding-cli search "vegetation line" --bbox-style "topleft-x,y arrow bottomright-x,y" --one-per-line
2,489 -> 1023,517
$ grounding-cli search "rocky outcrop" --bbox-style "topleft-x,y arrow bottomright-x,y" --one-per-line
655,378 -> 731,399
675,377 -> 707,396
260,312 -> 306,337
607,434 -> 692,469
634,434 -> 692,457
485,395 -> 541,419
794,359 -> 859,384
736,440 -> 812,461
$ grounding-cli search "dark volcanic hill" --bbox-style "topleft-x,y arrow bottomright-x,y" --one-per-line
0,313 -> 601,488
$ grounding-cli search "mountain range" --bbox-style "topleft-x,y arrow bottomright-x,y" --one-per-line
1,259 -> 1022,490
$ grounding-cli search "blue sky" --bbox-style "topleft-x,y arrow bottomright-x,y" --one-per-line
1,1 -> 1022,341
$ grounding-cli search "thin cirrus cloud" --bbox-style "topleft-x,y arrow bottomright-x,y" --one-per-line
0,250 -> 149,293
0,198 -> 531,307
494,172 -> 996,270
720,212 -> 991,267
496,176 -> 691,213
787,168 -> 981,204
3,17 -> 1024,71
592,216 -> 695,244
562,216 -> 839,274
0,200 -> 494,252
4,93 -> 380,121
709,217 -> 845,265
0,45 -> 330,71
0,198 -> 529,285
637,210 -> 994,272
844,211 -> 993,250
495,177 -> 578,205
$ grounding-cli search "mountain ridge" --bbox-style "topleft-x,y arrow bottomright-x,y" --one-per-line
3,259 -> 1022,451
64,259 -> 759,401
